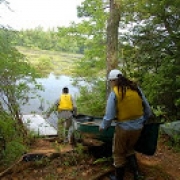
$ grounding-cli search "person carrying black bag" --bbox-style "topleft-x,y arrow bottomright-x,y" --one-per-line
99,69 -> 152,180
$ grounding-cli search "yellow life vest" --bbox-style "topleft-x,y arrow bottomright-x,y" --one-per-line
57,94 -> 73,111
113,86 -> 143,122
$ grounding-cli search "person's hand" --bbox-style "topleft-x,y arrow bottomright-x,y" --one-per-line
73,108 -> 77,116
99,126 -> 104,132
72,110 -> 77,118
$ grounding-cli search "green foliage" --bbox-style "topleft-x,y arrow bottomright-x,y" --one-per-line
0,28 -> 45,164
2,141 -> 27,166
0,29 -> 42,108
141,57 -> 180,118
161,133 -> 180,152
35,56 -> 54,76
118,0 -> 180,119
0,111 -> 28,165
93,156 -> 112,165
59,0 -> 108,79
72,0 -> 179,119
9,26 -> 84,54
76,80 -> 106,116
0,49 -> 42,117
16,46 -> 83,76
152,106 -> 166,117
52,141 -> 64,153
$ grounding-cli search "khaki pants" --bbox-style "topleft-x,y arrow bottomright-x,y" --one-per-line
57,110 -> 73,141
113,125 -> 142,167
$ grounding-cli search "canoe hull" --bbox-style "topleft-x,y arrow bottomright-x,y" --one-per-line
74,115 -> 115,143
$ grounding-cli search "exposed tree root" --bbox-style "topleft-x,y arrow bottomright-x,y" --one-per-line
89,166 -> 114,180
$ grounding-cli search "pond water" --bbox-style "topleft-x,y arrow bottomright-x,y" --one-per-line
21,73 -> 80,116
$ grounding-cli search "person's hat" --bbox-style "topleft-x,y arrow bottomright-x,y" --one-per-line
108,69 -> 123,80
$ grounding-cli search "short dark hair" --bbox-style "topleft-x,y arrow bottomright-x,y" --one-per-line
62,87 -> 69,93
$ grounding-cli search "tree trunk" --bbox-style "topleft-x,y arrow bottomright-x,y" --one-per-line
106,0 -> 121,96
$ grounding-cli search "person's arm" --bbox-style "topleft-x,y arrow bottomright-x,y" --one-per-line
138,88 -> 152,121
99,92 -> 116,131
46,99 -> 59,117
71,95 -> 77,116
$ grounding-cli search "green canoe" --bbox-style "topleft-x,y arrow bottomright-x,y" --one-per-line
74,114 -> 166,156
74,114 -> 115,143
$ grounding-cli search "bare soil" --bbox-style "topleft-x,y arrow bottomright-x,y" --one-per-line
0,134 -> 180,180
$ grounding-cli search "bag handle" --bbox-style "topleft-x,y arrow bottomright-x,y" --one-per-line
145,114 -> 168,125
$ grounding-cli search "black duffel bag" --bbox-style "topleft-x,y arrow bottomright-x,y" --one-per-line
135,115 -> 166,156
135,122 -> 160,155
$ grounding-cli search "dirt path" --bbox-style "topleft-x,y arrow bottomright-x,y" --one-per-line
137,136 -> 180,180
0,135 -> 180,180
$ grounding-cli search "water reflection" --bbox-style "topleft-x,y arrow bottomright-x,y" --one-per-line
21,73 -> 79,116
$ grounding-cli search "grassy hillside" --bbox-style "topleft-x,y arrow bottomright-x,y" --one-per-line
16,46 -> 83,76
